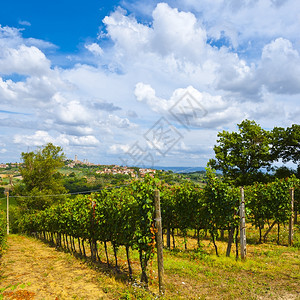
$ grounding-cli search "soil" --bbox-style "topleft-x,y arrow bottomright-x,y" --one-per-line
0,235 -> 110,299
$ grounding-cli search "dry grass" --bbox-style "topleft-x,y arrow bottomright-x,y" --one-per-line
0,225 -> 299,299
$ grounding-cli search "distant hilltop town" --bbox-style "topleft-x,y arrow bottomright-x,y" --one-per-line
0,155 -> 157,178
66,155 -> 95,168
0,163 -> 21,168
66,155 -> 156,177
96,166 -> 156,178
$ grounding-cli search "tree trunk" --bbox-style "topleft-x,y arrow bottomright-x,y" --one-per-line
104,241 -> 110,266
66,235 -> 70,251
89,239 -> 95,261
126,245 -> 133,281
211,231 -> 219,257
263,220 -> 276,243
70,236 -> 74,252
78,238 -> 82,256
95,241 -> 100,262
82,239 -> 86,258
167,226 -> 171,249
220,229 -> 225,240
226,227 -> 235,257
258,224 -> 262,244
172,228 -> 176,249
277,223 -> 280,245
235,226 -> 239,260
139,250 -> 148,287
197,229 -> 201,248
113,243 -> 119,271
72,237 -> 76,252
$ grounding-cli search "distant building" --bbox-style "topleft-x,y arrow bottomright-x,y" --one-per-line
66,155 -> 95,167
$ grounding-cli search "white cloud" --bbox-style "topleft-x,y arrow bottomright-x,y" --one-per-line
66,135 -> 100,146
52,97 -> 92,126
13,130 -> 100,147
18,20 -> 31,26
258,38 -> 300,94
109,143 -> 130,154
151,3 -> 207,59
176,0 -> 300,49
85,43 -> 104,56
13,130 -> 55,146
1,1 -> 300,166
134,84 -> 244,128
108,114 -> 138,129
0,45 -> 51,76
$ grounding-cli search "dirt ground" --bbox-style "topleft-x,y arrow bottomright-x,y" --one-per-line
0,235 -> 110,299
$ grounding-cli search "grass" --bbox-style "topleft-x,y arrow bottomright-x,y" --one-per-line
1,209 -> 299,299
30,224 -> 300,299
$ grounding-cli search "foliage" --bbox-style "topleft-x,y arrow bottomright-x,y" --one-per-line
208,119 -> 272,186
271,124 -> 300,165
204,168 -> 240,232
0,210 -> 6,255
245,176 -> 299,242
14,171 -> 300,284
14,143 -> 67,210
17,175 -> 159,285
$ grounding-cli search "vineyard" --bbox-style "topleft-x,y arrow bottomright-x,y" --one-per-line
6,171 -> 299,292
0,210 -> 6,257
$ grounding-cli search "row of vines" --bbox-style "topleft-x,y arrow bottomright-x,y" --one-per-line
0,210 -> 6,256
14,171 -> 299,283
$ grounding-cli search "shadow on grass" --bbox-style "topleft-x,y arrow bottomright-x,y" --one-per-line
33,236 -> 135,286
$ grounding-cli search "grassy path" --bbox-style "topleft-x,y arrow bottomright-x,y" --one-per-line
1,233 -> 300,299
0,235 -> 110,299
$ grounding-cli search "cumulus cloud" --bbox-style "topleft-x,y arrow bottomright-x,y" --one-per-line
13,130 -> 56,146
13,130 -> 100,147
102,3 -> 300,101
258,38 -> 300,94
85,43 -> 104,56
109,143 -> 130,154
176,0 -> 300,49
52,98 -> 92,126
135,84 -> 244,128
0,45 -> 51,76
1,1 -> 300,165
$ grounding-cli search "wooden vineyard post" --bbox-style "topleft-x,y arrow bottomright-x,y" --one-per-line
240,187 -> 246,260
154,189 -> 165,295
289,188 -> 294,246
5,189 -> 9,235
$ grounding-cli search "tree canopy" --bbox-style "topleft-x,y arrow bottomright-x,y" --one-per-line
15,143 -> 67,210
271,124 -> 300,165
208,120 -> 300,186
208,120 -> 272,186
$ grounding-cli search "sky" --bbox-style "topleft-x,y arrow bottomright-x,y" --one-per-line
0,0 -> 299,167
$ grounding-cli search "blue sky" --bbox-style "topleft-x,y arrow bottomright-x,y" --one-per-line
0,0 -> 299,167
0,0 -> 118,52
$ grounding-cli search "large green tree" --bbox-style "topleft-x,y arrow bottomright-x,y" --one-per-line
208,119 -> 272,186
271,124 -> 300,167
15,143 -> 67,210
